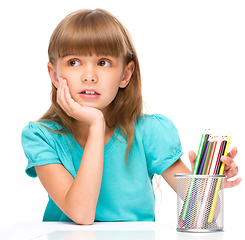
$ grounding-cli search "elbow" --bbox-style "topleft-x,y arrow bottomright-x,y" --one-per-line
75,218 -> 94,225
71,213 -> 95,225
63,199 -> 96,225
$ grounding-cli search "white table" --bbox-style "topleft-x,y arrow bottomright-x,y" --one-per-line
0,220 -> 241,240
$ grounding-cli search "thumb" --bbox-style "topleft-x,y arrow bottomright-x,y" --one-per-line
189,150 -> 197,172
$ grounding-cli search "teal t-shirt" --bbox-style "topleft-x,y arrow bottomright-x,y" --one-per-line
21,114 -> 183,222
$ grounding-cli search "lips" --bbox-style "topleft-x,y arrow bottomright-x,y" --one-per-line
79,89 -> 100,99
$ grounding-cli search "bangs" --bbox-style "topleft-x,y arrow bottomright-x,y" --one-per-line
48,9 -> 131,63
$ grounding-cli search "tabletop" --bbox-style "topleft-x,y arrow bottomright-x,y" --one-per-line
0,220 -> 241,240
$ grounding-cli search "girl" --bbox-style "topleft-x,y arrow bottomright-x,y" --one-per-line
21,9 -> 241,225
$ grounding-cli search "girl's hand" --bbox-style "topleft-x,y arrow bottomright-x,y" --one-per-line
220,147 -> 242,188
188,147 -> 242,188
57,78 -> 105,127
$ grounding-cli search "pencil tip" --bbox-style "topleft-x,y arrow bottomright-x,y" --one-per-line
180,220 -> 184,227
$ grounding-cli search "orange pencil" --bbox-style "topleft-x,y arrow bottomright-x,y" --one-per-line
205,136 -> 217,175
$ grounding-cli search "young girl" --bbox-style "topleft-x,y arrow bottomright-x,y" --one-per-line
21,9 -> 241,225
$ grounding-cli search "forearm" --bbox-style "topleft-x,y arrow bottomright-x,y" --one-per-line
64,121 -> 105,224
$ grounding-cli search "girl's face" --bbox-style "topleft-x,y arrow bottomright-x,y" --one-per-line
48,54 -> 134,115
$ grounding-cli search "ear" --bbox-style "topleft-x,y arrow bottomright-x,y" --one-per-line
47,62 -> 59,88
119,60 -> 135,88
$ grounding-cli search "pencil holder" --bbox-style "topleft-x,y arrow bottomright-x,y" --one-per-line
174,174 -> 225,232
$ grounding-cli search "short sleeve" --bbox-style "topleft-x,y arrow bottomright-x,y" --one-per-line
21,122 -> 61,178
142,114 -> 183,177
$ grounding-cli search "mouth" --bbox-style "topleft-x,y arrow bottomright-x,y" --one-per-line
79,89 -> 101,100
80,90 -> 100,95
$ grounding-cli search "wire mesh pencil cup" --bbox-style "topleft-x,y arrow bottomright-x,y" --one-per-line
174,174 -> 225,232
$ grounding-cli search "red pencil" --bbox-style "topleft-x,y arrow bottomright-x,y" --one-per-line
214,137 -> 227,175
213,138 -> 224,175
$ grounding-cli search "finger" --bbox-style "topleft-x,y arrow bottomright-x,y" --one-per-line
224,167 -> 239,179
63,81 -> 74,106
57,78 -> 65,102
224,177 -> 242,188
57,78 -> 70,112
188,150 -> 196,170
221,156 -> 238,171
188,150 -> 196,161
63,81 -> 79,113
226,146 -> 238,159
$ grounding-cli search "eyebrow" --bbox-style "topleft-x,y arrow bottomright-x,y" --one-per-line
61,54 -> 72,58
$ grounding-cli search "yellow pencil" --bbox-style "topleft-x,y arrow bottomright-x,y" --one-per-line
218,134 -> 231,175
208,134 -> 231,223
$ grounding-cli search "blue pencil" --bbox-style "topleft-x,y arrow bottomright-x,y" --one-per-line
198,136 -> 211,174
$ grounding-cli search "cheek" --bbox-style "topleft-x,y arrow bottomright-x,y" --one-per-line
57,65 -> 76,79
106,77 -> 123,99
57,69 -> 68,80
59,71 -> 79,87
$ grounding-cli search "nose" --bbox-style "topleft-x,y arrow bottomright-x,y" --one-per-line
81,66 -> 98,83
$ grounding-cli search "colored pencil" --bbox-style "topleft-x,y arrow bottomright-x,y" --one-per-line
197,131 -> 211,174
209,137 -> 222,175
197,136 -> 223,228
194,130 -> 210,174
188,137 -> 213,227
205,136 -> 217,175
208,135 -> 231,223
178,130 -> 231,230
215,137 -> 227,175
219,134 -> 231,174
195,137 -> 217,228
201,137 -> 213,175
200,138 -> 226,227
198,136 -> 211,175
183,132 -> 211,227
196,177 -> 213,228
180,130 -> 207,226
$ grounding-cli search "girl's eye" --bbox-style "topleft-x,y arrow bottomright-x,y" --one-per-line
98,60 -> 111,67
68,60 -> 81,67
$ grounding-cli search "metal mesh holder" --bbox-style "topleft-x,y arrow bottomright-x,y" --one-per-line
174,174 -> 225,232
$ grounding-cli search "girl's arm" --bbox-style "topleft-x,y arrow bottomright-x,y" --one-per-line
35,79 -> 105,225
161,158 -> 191,193
35,121 -> 104,225
161,147 -> 241,192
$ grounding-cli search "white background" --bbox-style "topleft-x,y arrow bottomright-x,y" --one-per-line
0,0 -> 244,225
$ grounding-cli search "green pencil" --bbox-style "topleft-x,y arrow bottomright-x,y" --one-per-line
180,130 -> 207,225
193,130 -> 209,174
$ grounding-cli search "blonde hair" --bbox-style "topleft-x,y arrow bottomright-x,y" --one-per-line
40,9 -> 143,164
